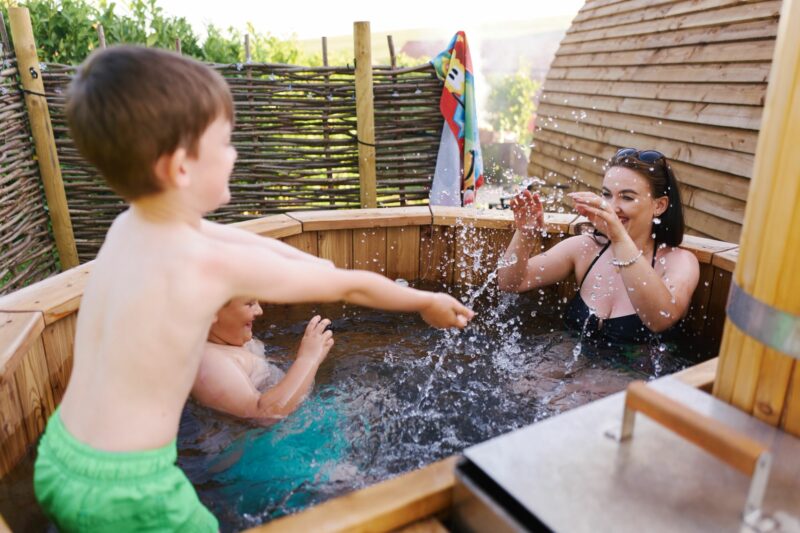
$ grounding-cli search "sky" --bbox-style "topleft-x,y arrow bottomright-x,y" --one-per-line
156,0 -> 585,40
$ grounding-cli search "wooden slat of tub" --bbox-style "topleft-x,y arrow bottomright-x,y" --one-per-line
41,314 -> 77,405
455,227 -> 510,286
685,263 -> 715,335
681,235 -> 738,264
752,349 -> 794,425
248,456 -> 457,533
781,365 -> 800,435
0,312 -> 45,380
289,207 -> 432,231
318,230 -> 353,269
387,226 -> 420,281
230,214 -> 302,239
705,267 -> 733,350
674,357 -> 718,392
13,337 -> 54,445
419,226 -> 454,286
282,231 -> 320,257
0,262 -> 92,324
353,228 -> 387,275
395,518 -> 449,533
0,375 -> 28,478
431,206 -> 513,230
712,247 -> 739,272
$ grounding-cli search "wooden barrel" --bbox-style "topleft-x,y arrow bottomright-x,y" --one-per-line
712,0 -> 800,434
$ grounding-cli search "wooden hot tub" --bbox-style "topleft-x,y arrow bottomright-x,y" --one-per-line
0,206 -> 739,531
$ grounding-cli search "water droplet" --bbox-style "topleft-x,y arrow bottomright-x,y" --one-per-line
395,278 -> 409,287
530,310 -> 537,318
659,310 -> 671,318
572,343 -> 582,357
704,281 -> 710,287
653,217 -> 662,225
658,343 -> 667,352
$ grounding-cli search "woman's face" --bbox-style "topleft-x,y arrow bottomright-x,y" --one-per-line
209,297 -> 263,346
601,166 -> 667,240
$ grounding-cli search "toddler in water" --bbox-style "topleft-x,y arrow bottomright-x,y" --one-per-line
33,46 -> 473,531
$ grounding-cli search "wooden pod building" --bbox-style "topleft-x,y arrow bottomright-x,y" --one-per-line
528,0 -> 783,243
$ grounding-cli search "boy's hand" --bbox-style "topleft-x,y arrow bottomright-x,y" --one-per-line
420,293 -> 475,329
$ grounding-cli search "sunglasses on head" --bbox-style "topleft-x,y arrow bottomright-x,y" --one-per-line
614,148 -> 665,164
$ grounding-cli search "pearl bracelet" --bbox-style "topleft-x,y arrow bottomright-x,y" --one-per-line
610,249 -> 643,267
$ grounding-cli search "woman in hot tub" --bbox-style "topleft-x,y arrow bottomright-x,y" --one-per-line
498,148 -> 699,344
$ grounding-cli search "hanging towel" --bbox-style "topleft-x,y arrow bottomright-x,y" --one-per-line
430,31 -> 484,206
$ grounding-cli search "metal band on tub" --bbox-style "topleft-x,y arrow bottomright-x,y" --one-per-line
727,280 -> 800,360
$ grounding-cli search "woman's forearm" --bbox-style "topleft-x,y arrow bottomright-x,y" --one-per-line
498,230 -> 539,291
610,237 -> 682,331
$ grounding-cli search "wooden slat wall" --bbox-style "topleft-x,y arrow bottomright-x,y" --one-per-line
528,0 -> 782,242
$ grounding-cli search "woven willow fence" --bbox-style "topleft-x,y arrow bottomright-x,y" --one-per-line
40,61 -> 443,262
0,50 -> 59,294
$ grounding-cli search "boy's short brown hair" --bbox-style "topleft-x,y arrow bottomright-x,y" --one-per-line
66,46 -> 234,200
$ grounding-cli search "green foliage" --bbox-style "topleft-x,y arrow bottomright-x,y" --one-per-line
201,24 -> 241,63
0,0 -> 308,66
245,22 -> 302,64
485,67 -> 541,143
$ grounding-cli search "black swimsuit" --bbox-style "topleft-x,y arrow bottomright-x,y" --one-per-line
563,241 -> 657,344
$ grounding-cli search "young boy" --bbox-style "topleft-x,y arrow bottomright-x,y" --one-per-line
34,46 -> 473,532
193,298 -> 333,423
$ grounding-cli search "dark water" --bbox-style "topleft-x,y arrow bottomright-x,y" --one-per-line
178,283 -> 714,531
0,283 -> 715,533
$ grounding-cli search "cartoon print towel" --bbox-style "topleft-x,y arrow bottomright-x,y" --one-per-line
429,31 -> 484,206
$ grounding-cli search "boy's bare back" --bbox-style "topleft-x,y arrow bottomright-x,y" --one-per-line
57,46 -> 474,454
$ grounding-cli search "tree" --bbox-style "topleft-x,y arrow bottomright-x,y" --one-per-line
0,0 -> 308,66
485,67 -> 541,144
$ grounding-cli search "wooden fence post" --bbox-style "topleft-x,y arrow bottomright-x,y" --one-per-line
322,36 -> 335,206
96,23 -> 106,48
8,7 -> 78,269
712,0 -> 800,435
353,21 -> 377,208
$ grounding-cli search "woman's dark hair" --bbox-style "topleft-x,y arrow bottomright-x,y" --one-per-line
608,149 -> 685,247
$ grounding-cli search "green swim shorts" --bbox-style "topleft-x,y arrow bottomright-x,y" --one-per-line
34,409 -> 218,532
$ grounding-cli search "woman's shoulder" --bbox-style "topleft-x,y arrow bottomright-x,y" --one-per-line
661,244 -> 699,263
659,244 -> 700,277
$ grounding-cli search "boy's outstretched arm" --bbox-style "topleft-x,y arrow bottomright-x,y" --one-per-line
201,219 -> 334,267
216,243 -> 475,329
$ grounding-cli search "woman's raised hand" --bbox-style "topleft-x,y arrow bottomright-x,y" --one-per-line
568,192 -> 627,242
509,189 -> 545,234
